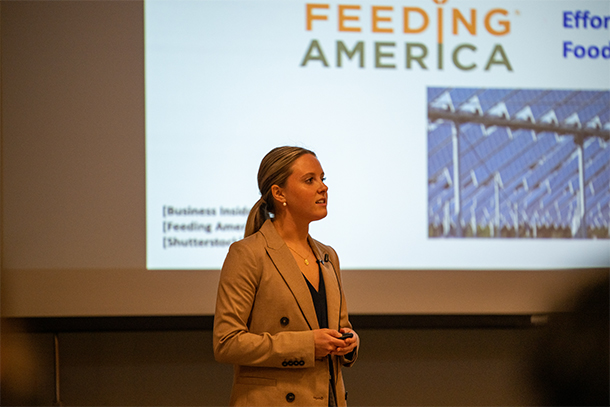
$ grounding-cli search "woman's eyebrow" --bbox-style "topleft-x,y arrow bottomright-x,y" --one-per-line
300,171 -> 324,178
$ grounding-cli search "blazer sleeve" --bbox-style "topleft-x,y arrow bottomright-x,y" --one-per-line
213,240 -> 316,368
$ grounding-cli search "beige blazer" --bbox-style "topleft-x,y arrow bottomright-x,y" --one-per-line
213,219 -> 358,406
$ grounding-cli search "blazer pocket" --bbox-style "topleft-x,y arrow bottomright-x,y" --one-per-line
236,376 -> 277,387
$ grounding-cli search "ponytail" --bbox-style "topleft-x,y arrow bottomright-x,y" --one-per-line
244,197 -> 270,238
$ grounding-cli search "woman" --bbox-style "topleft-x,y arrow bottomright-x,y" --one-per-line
213,146 -> 359,406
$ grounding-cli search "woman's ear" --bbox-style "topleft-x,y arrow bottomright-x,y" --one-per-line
271,185 -> 286,207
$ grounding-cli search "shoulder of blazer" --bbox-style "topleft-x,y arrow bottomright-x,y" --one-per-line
229,220 -> 280,255
257,219 -> 285,250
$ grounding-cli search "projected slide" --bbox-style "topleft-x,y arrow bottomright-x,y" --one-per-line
145,0 -> 610,270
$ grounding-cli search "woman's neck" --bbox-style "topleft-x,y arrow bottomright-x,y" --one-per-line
272,214 -> 309,248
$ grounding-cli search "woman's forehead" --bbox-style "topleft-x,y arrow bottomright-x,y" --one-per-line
290,154 -> 323,174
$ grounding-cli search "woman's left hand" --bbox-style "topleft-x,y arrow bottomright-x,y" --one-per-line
331,328 -> 358,356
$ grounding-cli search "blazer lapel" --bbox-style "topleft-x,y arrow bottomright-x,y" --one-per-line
260,220 -> 320,330
309,236 -> 341,332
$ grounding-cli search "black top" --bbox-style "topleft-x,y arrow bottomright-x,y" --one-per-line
304,261 -> 328,329
304,261 -> 338,407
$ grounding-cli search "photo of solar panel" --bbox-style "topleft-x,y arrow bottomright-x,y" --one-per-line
428,88 -> 609,239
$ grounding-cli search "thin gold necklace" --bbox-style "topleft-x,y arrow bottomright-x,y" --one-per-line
288,246 -> 310,266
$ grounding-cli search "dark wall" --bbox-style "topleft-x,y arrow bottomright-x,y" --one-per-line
1,326 -> 540,406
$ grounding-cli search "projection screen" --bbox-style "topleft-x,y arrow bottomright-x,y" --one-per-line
1,0 -> 608,318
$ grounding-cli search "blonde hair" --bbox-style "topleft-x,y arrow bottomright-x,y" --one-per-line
244,146 -> 316,237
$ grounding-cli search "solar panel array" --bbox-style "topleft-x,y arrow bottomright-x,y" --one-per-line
428,87 -> 609,239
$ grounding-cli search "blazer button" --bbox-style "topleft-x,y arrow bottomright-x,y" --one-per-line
286,393 -> 296,403
280,317 -> 289,326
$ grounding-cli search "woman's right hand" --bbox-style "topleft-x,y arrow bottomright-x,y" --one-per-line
313,329 -> 347,358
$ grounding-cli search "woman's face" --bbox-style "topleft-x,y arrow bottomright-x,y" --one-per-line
280,154 -> 328,223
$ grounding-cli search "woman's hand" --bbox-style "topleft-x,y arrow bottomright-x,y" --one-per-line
332,328 -> 358,356
313,328 -> 358,358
